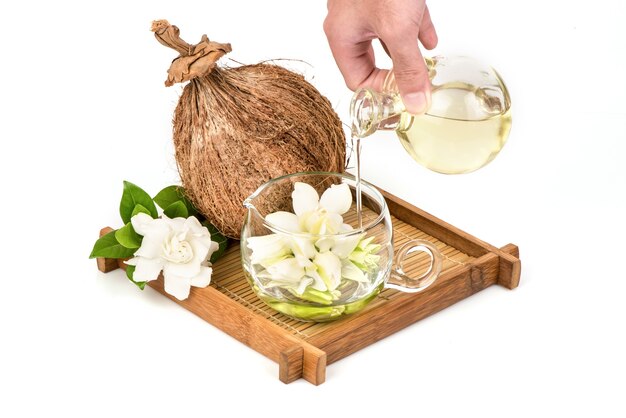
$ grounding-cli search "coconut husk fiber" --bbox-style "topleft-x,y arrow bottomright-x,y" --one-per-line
151,20 -> 346,238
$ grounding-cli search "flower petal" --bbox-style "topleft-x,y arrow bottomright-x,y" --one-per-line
295,277 -> 314,295
134,221 -> 169,259
331,234 -> 363,259
305,268 -> 327,291
313,251 -> 342,291
315,237 -> 334,253
364,253 -> 381,269
124,257 -> 139,266
207,240 -> 219,262
349,249 -> 367,268
184,216 -> 206,235
256,269 -> 273,280
163,215 -> 186,230
292,182 -> 319,216
190,266 -> 213,288
246,234 -> 290,266
130,213 -> 154,236
294,254 -> 314,269
341,259 -> 368,282
132,257 -> 163,282
265,258 -> 305,283
300,210 -> 320,234
189,238 -> 210,266
357,236 -> 375,251
163,260 -> 201,280
319,183 -> 352,215
259,254 -> 291,268
265,211 -> 301,233
323,213 -> 344,234
306,212 -> 343,235
289,237 -> 316,259
163,273 -> 192,300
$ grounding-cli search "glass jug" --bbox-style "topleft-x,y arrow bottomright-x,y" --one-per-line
350,56 -> 512,174
241,172 -> 442,322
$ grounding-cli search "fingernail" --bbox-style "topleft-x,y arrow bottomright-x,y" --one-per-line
402,92 -> 428,115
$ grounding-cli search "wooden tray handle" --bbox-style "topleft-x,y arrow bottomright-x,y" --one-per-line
498,243 -> 521,290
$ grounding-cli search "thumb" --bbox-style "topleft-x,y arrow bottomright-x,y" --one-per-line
384,36 -> 431,115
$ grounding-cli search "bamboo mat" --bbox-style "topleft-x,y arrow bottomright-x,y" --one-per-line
210,208 -> 475,339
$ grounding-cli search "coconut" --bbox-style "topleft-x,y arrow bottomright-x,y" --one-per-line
151,20 -> 346,238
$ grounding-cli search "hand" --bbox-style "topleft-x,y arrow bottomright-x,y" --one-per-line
324,0 -> 438,114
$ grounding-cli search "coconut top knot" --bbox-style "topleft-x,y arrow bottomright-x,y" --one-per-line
151,19 -> 232,87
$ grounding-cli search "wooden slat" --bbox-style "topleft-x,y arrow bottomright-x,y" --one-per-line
498,243 -> 522,289
279,345 -> 303,383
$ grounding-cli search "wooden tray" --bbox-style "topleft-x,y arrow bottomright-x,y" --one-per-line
97,188 -> 521,385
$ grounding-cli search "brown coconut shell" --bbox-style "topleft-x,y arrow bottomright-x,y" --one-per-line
152,20 -> 346,238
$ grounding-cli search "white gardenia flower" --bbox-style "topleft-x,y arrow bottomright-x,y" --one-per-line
246,181 -> 377,298
291,182 -> 352,234
125,213 -> 219,300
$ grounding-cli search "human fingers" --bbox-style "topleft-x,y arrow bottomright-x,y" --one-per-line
324,22 -> 388,92
418,6 -> 438,50
381,30 -> 431,114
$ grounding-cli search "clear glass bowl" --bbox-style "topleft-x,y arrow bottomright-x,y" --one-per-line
240,172 -> 441,322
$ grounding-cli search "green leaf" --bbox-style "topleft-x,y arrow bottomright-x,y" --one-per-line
90,230 -> 136,259
115,222 -> 142,249
131,204 -> 151,217
202,221 -> 228,263
153,185 -> 197,215
125,265 -> 146,290
163,201 -> 188,218
120,181 -> 158,224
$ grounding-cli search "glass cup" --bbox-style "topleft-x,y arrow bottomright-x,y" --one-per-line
240,172 -> 442,322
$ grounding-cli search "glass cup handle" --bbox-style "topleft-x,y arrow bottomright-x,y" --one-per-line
386,239 -> 443,293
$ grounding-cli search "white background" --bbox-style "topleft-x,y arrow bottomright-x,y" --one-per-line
1,0 -> 625,416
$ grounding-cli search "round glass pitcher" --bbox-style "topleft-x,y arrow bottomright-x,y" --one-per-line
240,172 -> 442,322
350,56 -> 512,174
